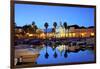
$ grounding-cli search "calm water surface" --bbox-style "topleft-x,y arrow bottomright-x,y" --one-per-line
36,46 -> 95,64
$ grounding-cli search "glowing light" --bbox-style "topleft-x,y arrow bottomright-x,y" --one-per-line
91,33 -> 94,36
72,33 -> 75,37
81,33 -> 86,37
41,33 -> 45,36
69,33 -> 72,37
19,29 -> 22,32
40,33 -> 45,38
26,33 -> 29,35
16,34 -> 19,37
81,33 -> 85,36
65,33 -> 68,37
29,34 -> 33,37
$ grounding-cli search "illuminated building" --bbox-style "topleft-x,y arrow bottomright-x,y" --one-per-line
56,22 -> 95,38
15,23 -> 95,39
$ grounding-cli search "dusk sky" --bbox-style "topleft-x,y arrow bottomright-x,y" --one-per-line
15,4 -> 95,29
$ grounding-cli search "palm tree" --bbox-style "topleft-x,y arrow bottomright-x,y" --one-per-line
44,22 -> 49,59
53,22 -> 58,58
32,21 -> 38,33
63,22 -> 67,38
44,22 -> 49,40
32,21 -> 35,26
63,22 -> 69,55
53,22 -> 57,39
44,22 -> 49,29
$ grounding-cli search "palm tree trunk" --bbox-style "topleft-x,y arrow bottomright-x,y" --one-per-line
46,28 -> 47,46
55,28 -> 56,41
67,28 -> 69,46
65,29 -> 66,38
68,28 -> 69,39
46,29 -> 47,39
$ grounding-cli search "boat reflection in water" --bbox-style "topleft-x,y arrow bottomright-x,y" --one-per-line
36,45 -> 95,64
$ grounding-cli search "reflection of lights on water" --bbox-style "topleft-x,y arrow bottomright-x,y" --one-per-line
53,46 -> 55,49
36,46 -> 94,64
57,45 -> 66,52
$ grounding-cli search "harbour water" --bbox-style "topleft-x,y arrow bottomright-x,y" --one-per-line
36,46 -> 95,64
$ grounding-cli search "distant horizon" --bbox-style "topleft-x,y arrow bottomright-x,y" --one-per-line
15,3 -> 95,29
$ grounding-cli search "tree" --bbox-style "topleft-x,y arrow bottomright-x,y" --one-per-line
31,21 -> 38,33
44,22 -> 49,59
23,24 -> 30,33
63,22 -> 68,57
44,22 -> 49,40
53,22 -> 57,38
63,22 -> 67,38
53,22 -> 58,58
44,22 -> 49,29
32,21 -> 35,26
44,22 -> 49,39
53,22 -> 57,29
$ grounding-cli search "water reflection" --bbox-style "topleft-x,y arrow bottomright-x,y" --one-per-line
36,46 -> 94,64
64,50 -> 68,58
54,50 -> 57,58
45,46 -> 49,59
